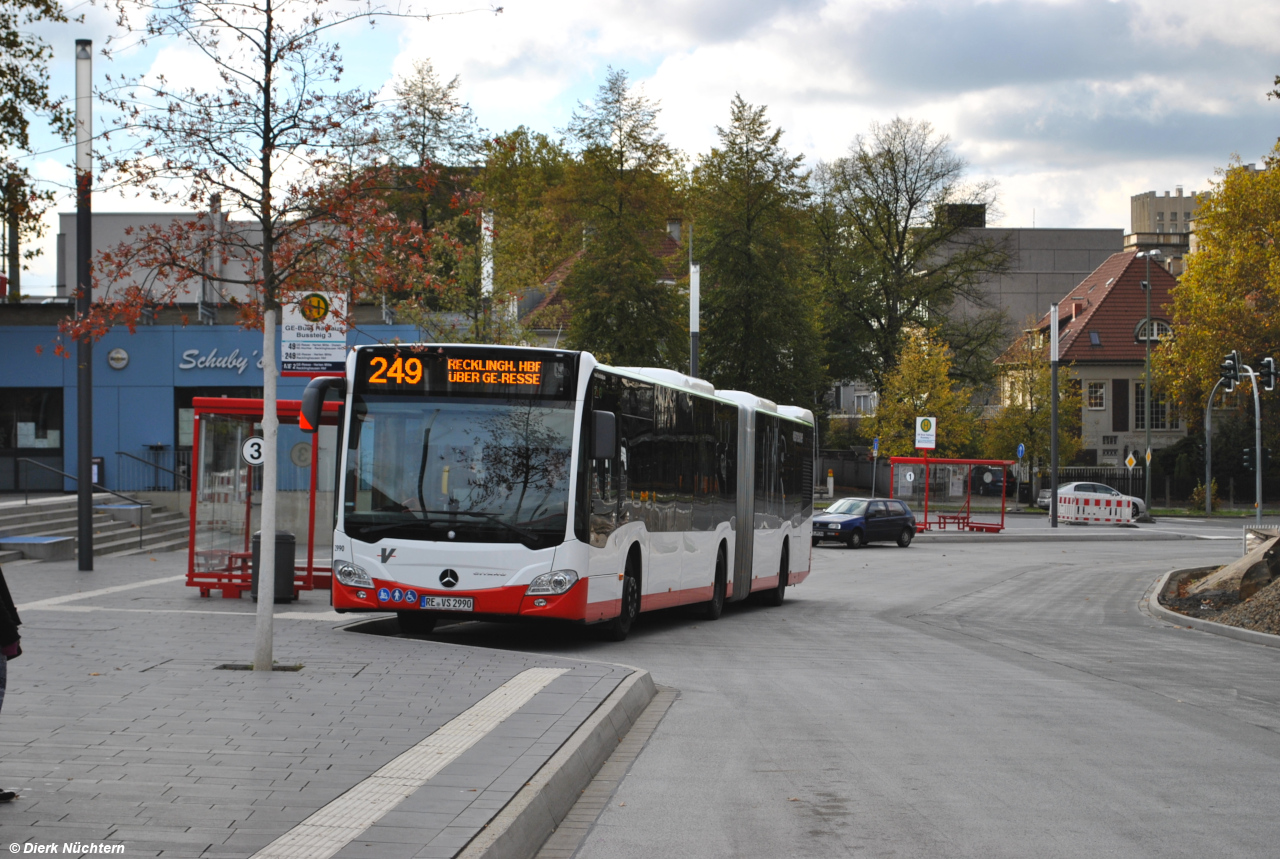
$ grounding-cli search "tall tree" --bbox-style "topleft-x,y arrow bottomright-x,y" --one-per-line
0,0 -> 77,300
560,68 -> 685,366
478,127 -> 577,304
693,94 -> 823,405
1157,145 -> 1280,415
982,322 -> 1082,469
61,0 -> 456,670
823,118 -> 1010,392
383,59 -> 487,170
870,327 -> 977,457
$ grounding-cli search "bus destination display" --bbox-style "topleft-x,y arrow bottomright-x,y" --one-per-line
355,347 -> 573,400
446,358 -> 542,386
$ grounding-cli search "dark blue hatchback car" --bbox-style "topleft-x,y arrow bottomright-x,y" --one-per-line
812,498 -> 916,549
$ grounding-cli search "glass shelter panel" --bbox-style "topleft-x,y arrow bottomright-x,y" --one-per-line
193,412 -> 338,576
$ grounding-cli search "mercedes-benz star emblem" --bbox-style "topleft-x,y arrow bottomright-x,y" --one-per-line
439,569 -> 459,588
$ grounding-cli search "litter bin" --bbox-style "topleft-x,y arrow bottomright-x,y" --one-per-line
251,531 -> 296,603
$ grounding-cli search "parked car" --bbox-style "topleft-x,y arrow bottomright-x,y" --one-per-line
1044,482 -> 1146,517
813,498 -> 916,548
1036,488 -> 1052,509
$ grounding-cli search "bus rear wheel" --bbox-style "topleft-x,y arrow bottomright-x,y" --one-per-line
600,564 -> 640,641
759,544 -> 789,607
397,612 -> 437,635
698,547 -> 727,621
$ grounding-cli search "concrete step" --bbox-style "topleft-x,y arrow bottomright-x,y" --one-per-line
5,515 -> 138,542
93,524 -> 191,557
0,550 -> 24,565
0,504 -> 191,561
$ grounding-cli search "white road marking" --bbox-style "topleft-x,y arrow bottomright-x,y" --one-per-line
15,575 -> 186,611
251,666 -> 569,859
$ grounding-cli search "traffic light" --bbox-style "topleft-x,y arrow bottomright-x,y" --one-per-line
1259,356 -> 1276,392
1243,447 -> 1254,471
1220,351 -> 1241,391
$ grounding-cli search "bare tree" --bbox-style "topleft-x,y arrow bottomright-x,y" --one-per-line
60,0 -> 492,669
821,118 -> 1010,391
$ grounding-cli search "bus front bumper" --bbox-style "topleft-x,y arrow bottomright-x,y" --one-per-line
333,577 -> 589,621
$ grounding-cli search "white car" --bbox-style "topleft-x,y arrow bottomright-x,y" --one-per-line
1055,481 -> 1146,517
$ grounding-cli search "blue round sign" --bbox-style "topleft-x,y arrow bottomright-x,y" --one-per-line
377,588 -> 391,603
391,588 -> 404,603
1017,443 -> 1026,459
405,590 -> 418,604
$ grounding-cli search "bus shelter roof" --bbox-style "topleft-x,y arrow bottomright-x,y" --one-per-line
192,397 -> 342,426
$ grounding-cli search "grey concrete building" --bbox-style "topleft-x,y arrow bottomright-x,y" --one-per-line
951,227 -> 1124,334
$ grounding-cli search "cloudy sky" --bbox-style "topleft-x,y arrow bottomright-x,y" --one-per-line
17,0 -> 1280,293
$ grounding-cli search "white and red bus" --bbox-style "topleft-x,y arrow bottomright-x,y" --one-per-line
301,344 -> 814,640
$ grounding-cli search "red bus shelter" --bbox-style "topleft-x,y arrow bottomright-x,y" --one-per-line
187,397 -> 341,599
888,456 -> 1016,533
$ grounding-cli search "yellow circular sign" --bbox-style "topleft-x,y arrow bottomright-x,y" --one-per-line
919,418 -> 932,432
299,293 -> 330,323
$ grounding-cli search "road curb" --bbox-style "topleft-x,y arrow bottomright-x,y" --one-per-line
458,668 -> 658,859
916,529 -> 1192,543
1147,567 -> 1280,650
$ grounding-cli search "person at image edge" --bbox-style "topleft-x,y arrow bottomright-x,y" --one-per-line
0,565 -> 22,803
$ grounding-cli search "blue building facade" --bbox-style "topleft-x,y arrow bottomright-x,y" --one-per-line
0,322 -> 420,492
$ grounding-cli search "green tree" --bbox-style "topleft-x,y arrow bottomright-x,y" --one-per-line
560,68 -> 685,366
822,118 -> 1010,392
693,95 -> 823,405
870,327 -> 977,457
474,127 -> 578,338
982,324 -> 1082,468
1156,145 -> 1280,415
1,0 -> 77,299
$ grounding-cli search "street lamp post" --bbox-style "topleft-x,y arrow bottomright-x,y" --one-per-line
1137,249 -> 1162,520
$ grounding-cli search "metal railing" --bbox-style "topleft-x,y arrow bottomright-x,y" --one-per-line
114,450 -> 191,492
17,458 -> 148,550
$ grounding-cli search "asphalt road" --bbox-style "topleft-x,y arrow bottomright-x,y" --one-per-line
430,536 -> 1280,858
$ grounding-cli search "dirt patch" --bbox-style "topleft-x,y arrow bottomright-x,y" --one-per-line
1160,568 -> 1280,636
1213,577 -> 1280,635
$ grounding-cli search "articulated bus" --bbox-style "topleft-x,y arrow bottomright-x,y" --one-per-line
301,344 -> 815,640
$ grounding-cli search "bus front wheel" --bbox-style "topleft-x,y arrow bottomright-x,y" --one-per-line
600,564 -> 640,641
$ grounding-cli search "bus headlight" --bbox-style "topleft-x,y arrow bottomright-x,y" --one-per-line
335,561 -> 373,588
526,570 -> 578,596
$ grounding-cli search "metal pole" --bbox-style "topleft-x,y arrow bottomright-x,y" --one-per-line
75,39 -> 94,571
689,262 -> 700,379
1246,366 -> 1263,526
1143,254 -> 1152,517
1050,302 -> 1059,528
1204,376 -> 1224,515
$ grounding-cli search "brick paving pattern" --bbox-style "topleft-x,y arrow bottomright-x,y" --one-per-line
0,553 -> 630,858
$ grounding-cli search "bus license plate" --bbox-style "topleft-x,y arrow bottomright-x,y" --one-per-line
420,596 -> 474,611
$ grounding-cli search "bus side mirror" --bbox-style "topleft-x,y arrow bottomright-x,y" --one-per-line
300,376 -> 347,433
592,410 -> 617,460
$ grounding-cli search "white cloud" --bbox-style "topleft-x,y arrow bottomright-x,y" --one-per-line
16,0 -> 1279,293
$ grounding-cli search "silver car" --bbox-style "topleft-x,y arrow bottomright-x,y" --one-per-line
1053,482 -> 1146,517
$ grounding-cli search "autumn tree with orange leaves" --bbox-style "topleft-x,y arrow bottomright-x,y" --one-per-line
57,0 -> 488,669
1155,145 -> 1280,419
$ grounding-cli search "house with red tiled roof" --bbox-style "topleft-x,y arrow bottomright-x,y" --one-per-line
523,222 -> 687,343
997,250 -> 1186,466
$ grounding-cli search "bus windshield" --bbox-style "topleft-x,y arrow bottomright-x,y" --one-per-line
343,395 -> 576,549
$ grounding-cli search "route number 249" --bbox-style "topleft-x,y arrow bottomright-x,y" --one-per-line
368,355 -> 423,385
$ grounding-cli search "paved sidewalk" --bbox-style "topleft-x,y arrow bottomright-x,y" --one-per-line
0,553 -> 635,859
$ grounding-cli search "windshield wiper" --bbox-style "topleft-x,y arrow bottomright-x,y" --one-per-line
350,518 -> 440,538
419,509 -> 542,545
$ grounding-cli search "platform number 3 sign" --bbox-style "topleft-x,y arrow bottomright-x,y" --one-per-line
241,436 -> 267,466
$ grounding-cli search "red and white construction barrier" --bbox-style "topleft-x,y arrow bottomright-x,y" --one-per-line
1057,493 -> 1134,524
